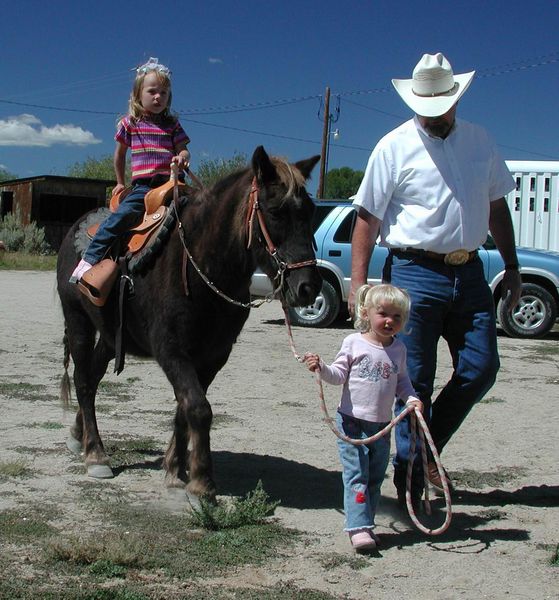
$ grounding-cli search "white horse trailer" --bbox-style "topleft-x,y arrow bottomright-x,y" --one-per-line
505,160 -> 559,252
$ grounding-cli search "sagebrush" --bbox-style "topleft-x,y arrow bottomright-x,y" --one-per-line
0,209 -> 51,253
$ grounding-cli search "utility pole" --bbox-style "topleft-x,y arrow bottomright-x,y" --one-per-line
317,86 -> 331,199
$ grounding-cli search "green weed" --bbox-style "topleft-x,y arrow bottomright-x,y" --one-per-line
0,458 -> 32,479
29,421 -> 65,430
103,437 -> 161,469
480,395 -> 504,404
187,480 -> 280,530
529,343 -> 559,358
319,552 -> 369,570
0,381 -> 53,402
551,543 -> 559,566
0,509 -> 56,542
211,412 -> 240,428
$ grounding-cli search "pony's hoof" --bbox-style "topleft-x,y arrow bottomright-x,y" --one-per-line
66,436 -> 83,455
87,464 -> 114,479
165,473 -> 186,489
187,480 -> 216,504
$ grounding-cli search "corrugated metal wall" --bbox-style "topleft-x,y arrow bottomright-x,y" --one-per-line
505,161 -> 559,252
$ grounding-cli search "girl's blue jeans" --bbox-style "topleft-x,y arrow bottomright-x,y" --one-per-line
82,184 -> 149,265
385,254 -> 500,490
336,411 -> 390,531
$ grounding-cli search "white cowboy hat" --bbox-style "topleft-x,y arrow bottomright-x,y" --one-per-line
392,52 -> 475,117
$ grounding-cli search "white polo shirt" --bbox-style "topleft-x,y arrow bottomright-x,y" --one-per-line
353,117 -> 515,253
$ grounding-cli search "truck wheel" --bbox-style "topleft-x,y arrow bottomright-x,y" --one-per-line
287,280 -> 341,328
497,282 -> 557,339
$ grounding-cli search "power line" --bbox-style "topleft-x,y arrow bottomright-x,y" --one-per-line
0,50 -> 556,160
0,98 -> 117,116
332,50 -> 559,98
2,49 -> 557,118
179,95 -> 318,115
342,98 -> 405,121
183,116 -> 372,152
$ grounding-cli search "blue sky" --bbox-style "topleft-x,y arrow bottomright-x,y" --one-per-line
1,0 -> 558,194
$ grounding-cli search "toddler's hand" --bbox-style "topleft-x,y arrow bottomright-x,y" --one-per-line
171,155 -> 189,170
303,352 -> 321,372
112,183 -> 125,197
406,398 -> 423,413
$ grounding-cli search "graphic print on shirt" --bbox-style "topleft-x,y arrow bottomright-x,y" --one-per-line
357,355 -> 398,382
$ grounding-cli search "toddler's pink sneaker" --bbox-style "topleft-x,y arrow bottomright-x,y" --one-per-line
348,529 -> 377,552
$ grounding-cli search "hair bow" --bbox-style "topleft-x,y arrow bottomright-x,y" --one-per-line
135,57 -> 171,77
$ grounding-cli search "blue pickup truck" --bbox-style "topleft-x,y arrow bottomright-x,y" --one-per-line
250,199 -> 559,339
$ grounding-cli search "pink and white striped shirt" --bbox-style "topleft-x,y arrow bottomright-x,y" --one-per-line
115,115 -> 190,181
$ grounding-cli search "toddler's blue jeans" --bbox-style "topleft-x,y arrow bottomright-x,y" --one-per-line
336,411 -> 390,531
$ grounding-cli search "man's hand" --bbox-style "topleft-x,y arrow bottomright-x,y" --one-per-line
501,268 -> 522,307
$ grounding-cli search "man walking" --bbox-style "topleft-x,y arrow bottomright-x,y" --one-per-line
350,52 -> 521,506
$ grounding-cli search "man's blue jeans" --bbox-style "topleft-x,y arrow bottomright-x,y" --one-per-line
83,184 -> 149,265
336,411 -> 390,531
385,253 -> 500,489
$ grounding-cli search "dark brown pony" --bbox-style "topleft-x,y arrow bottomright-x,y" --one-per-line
57,146 -> 321,499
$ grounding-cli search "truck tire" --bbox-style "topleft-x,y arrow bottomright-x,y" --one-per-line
287,280 -> 341,328
497,282 -> 557,339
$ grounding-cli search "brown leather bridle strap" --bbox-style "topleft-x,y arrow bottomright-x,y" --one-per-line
245,178 -> 259,250
245,177 -> 317,272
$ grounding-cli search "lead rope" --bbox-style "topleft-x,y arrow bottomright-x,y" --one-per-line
283,306 -> 452,535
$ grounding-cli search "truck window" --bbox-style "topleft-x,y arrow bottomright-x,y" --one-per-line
333,211 -> 356,243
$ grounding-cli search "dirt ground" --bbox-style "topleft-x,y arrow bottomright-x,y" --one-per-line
1,270 -> 558,599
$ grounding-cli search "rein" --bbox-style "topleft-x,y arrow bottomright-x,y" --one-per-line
283,307 -> 452,536
172,173 -> 316,309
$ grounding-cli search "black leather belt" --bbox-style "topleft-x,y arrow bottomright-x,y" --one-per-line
391,248 -> 478,266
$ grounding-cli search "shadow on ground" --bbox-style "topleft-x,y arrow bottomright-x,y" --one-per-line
214,450 -> 343,509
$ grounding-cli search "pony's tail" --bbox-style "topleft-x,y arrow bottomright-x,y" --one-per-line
60,328 -> 72,409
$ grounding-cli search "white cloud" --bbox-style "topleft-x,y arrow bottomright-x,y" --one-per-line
208,57 -> 223,64
0,114 -> 101,147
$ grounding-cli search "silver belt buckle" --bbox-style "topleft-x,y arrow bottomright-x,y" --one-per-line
444,249 -> 470,266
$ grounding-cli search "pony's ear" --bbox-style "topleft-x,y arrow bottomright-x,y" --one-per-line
294,155 -> 321,180
252,146 -> 277,184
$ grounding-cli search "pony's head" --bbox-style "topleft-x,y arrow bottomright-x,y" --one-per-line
248,146 -> 322,308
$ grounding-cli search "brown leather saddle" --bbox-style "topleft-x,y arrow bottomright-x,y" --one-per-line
77,177 -> 190,306
86,178 -> 186,254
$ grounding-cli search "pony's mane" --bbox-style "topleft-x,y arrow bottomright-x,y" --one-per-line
188,155 -> 308,246
269,156 -> 306,200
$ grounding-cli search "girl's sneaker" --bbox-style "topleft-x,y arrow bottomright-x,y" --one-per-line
348,529 -> 377,552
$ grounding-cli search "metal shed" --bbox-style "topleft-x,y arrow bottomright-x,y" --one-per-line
0,175 -> 115,251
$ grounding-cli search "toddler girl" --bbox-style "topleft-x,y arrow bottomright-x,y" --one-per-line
71,57 -> 190,282
304,283 -> 422,552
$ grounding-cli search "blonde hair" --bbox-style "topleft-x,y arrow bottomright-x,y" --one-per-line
354,284 -> 411,333
127,69 -> 176,123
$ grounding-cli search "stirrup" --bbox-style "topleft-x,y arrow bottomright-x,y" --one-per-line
77,259 -> 119,306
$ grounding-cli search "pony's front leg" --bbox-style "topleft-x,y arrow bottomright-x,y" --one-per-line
163,364 -> 215,500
